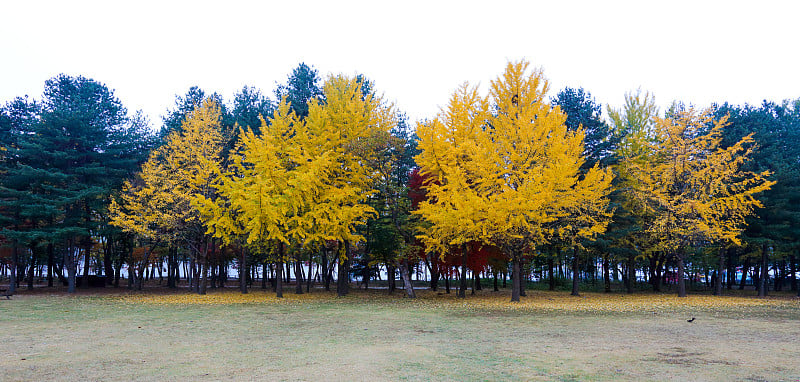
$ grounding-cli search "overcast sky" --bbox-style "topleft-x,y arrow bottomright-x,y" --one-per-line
2,0 -> 799,127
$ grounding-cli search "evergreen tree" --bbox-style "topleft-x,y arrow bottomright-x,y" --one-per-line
275,62 -> 324,120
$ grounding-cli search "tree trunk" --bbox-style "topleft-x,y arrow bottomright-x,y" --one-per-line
276,261 -> 283,298
399,259 -> 416,298
790,254 -> 797,292
337,241 -> 350,297
240,247 -> 248,294
739,257 -> 750,290
321,248 -> 330,291
493,270 -> 498,291
8,243 -> 18,295
548,256 -> 555,291
66,245 -> 77,294
511,255 -> 521,302
27,247 -> 35,290
295,259 -> 303,295
458,244 -> 467,298
199,247 -> 209,295
429,254 -> 439,291
47,243 -> 54,288
758,243 -> 768,297
571,247 -> 580,296
445,271 -> 450,294
82,240 -> 90,288
677,251 -> 687,297
625,255 -> 635,293
714,246 -> 725,296
387,264 -> 396,294
104,238 -> 113,286
519,257 -> 526,297
603,255 -> 611,293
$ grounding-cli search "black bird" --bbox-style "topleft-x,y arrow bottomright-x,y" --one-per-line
687,317 -> 695,323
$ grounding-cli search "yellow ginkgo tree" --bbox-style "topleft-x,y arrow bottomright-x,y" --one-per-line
619,107 -> 774,297
111,98 -> 225,294
416,60 -> 614,302
195,75 -> 396,298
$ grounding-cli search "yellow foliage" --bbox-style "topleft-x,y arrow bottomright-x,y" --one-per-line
114,289 -> 798,315
110,99 -> 225,245
200,76 -> 396,261
619,108 -> 774,247
415,60 -> 614,257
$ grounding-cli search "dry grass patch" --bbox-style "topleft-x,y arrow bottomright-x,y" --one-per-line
1,288 -> 798,381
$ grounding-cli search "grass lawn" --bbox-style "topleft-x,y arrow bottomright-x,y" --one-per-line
1,287 -> 799,381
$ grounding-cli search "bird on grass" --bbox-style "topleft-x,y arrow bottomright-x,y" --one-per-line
687,317 -> 695,323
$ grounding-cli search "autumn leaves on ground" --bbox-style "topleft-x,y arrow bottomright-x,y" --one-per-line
2,288 -> 799,381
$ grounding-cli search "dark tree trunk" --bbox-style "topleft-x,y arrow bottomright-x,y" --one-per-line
739,257 -> 750,290
295,258 -> 303,295
240,247 -> 248,294
571,247 -> 580,296
199,246 -> 209,295
626,255 -> 635,293
458,244 -> 467,298
726,248 -> 735,290
445,271 -> 450,294
603,255 -> 611,293
321,248 -> 330,291
8,243 -> 18,295
104,238 -> 113,285
790,254 -> 797,292
27,247 -> 35,290
548,256 -> 555,291
511,255 -> 521,302
261,263 -> 268,290
677,251 -> 687,297
714,246 -> 725,296
47,243 -> 54,287
66,246 -> 77,294
82,241 -> 91,288
276,261 -> 283,298
399,259 -> 416,298
306,257 -> 313,293
493,270 -> 498,292
337,241 -> 350,297
758,243 -> 768,297
519,257 -> 526,297
429,255 -> 439,291
387,264 -> 396,293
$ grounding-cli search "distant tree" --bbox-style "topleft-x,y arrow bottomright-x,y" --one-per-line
607,90 -> 660,293
275,63 -> 324,120
714,100 -> 800,296
553,87 -> 616,167
230,85 -> 274,136
552,87 -> 617,295
161,86 -> 231,137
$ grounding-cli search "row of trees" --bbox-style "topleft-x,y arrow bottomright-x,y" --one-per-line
2,61 -> 798,301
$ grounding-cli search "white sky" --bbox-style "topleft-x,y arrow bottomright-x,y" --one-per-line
2,0 -> 799,127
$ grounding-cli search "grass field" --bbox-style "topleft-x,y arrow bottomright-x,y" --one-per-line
1,287 -> 799,381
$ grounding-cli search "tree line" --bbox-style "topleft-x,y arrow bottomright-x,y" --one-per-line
2,61 -> 798,300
